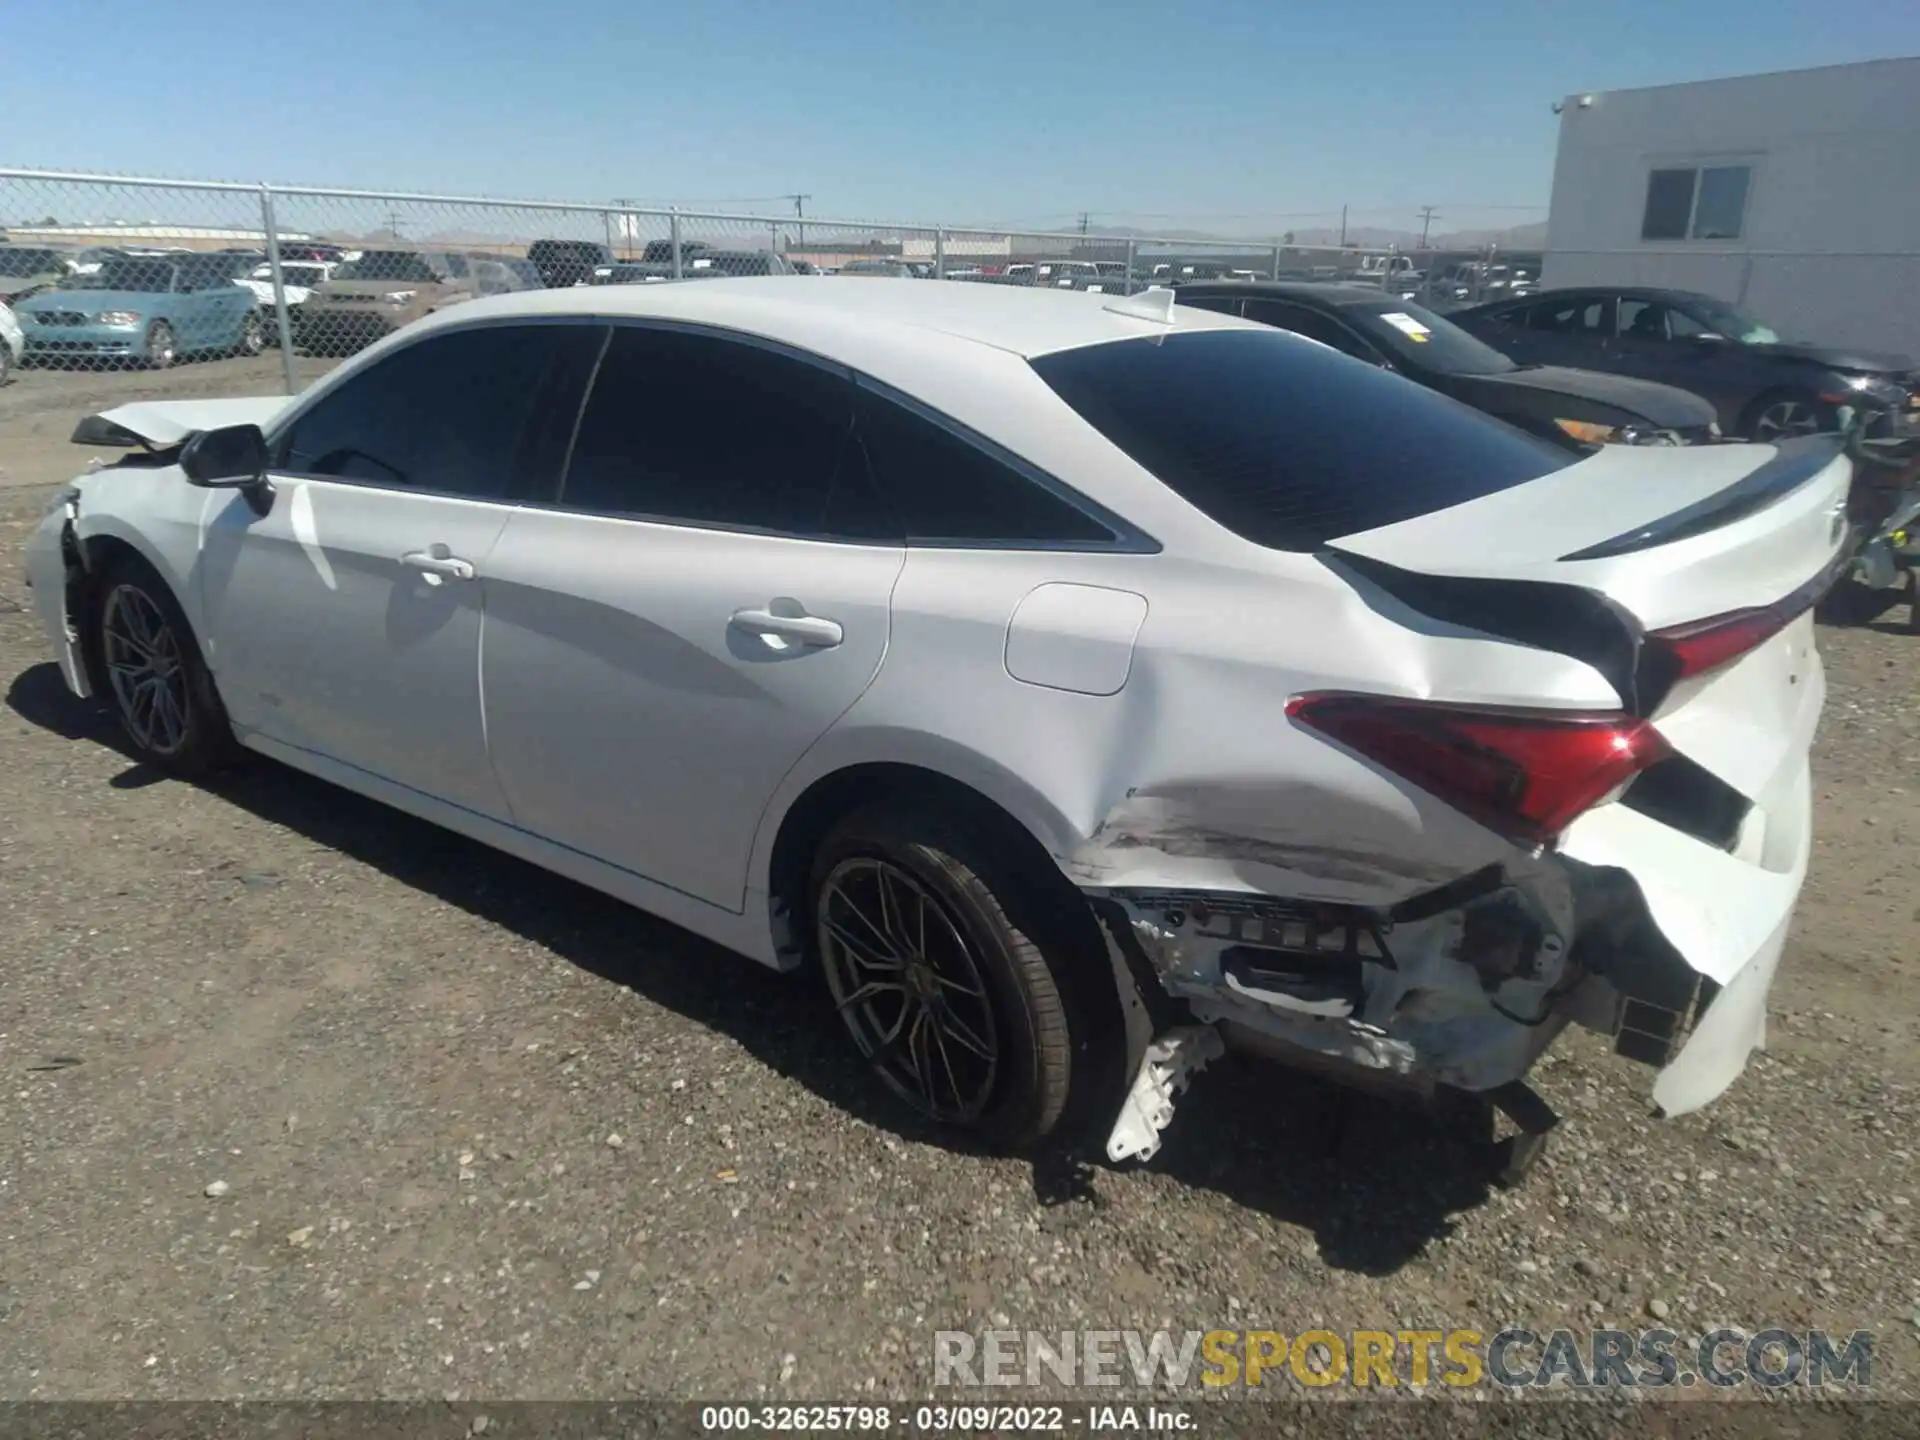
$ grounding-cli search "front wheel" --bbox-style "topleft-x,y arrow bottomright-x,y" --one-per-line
143,320 -> 177,370
89,555 -> 235,775
235,310 -> 265,356
810,805 -> 1086,1152
1743,390 -> 1830,442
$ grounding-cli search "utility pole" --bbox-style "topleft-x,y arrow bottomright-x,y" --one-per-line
385,210 -> 404,241
782,193 -> 811,254
1338,204 -> 1347,248
1417,205 -> 1439,248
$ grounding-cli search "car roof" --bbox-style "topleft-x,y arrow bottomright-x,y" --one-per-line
419,274 -> 1256,361
1491,285 -> 1716,306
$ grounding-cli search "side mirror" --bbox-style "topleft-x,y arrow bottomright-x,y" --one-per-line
180,424 -> 273,511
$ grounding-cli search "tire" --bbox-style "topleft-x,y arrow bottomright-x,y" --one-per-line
235,310 -> 265,357
1740,389 -> 1831,443
809,804 -> 1087,1152
87,553 -> 235,776
0,341 -> 12,386
143,320 -> 177,370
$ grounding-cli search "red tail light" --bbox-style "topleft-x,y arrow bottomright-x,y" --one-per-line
1286,693 -> 1671,845
1645,606 -> 1797,682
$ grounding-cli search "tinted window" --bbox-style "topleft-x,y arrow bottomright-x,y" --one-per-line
1030,329 -> 1570,552
562,327 -> 881,538
277,324 -> 583,498
1178,294 -> 1243,317
852,384 -> 1118,546
1533,296 -> 1610,334
1243,301 -> 1377,360
1642,168 -> 1697,241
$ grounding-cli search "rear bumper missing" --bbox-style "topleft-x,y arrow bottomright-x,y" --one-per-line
1082,752 -> 1812,1157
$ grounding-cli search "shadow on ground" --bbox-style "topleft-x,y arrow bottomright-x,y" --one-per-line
7,658 -> 1497,1273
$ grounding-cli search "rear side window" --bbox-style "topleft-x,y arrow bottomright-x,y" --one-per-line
1030,329 -> 1570,551
851,384 -> 1120,547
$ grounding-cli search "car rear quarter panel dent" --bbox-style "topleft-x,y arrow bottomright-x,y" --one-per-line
760,549 -> 1623,918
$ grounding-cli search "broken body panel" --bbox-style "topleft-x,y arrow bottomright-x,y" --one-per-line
1069,437 -> 1847,1160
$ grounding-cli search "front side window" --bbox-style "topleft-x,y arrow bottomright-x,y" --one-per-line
276,324 -> 587,498
1030,329 -> 1570,552
561,326 -> 878,537
1533,296 -> 1611,335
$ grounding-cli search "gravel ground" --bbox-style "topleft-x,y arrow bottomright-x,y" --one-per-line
0,370 -> 1917,1408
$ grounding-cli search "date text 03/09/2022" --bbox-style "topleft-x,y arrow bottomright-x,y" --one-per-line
698,1404 -> 1192,1433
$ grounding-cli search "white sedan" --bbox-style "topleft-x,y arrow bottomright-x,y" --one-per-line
24,278 -> 1847,1169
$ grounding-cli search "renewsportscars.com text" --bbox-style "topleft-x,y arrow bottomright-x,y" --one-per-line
933,1327 -> 1874,1390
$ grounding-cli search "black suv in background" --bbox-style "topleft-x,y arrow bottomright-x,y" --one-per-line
526,239 -> 613,289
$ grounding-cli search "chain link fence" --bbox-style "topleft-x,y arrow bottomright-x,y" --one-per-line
1,167 -> 1540,403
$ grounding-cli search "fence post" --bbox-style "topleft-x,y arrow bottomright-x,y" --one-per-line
258,184 -> 298,395
1270,242 -> 1282,280
771,220 -> 781,256
934,229 -> 946,280
670,211 -> 684,279
1125,237 -> 1137,285
602,210 -> 617,263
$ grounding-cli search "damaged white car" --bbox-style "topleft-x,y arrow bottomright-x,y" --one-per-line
24,279 -> 1847,1173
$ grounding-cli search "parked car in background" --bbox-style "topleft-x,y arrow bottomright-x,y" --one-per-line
14,253 -> 266,368
839,259 -> 917,278
238,260 -> 338,340
526,239 -> 612,289
0,245 -> 72,303
685,251 -> 796,277
589,261 -> 677,286
0,297 -> 23,383
28,277 -> 1846,1170
1352,254 -> 1423,290
1033,261 -> 1102,288
278,242 -> 347,264
296,250 -> 480,355
67,245 -> 186,278
640,239 -> 715,265
1453,287 -> 1920,444
1176,282 -> 1719,447
1423,261 -> 1534,309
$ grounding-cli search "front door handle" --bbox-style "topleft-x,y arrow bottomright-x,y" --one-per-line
401,547 -> 476,583
730,606 -> 844,649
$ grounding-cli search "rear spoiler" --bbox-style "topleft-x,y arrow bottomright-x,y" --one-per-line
71,396 -> 292,452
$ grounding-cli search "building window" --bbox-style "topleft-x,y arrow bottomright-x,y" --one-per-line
1641,165 -> 1752,242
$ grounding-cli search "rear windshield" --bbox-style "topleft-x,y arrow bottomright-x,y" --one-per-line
1030,329 -> 1571,551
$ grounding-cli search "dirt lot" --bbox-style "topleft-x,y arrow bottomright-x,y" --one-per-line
1,364 -> 1917,1406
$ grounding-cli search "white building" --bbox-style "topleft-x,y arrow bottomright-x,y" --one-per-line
1542,57 -> 1920,355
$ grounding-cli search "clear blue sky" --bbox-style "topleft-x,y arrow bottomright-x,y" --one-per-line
4,0 -> 1917,232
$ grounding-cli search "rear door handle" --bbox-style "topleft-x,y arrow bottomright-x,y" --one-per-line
730,607 -> 843,649
401,548 -> 476,583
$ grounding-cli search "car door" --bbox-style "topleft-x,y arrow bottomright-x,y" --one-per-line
478,324 -> 906,912
1611,297 -> 1749,422
198,320 -> 598,817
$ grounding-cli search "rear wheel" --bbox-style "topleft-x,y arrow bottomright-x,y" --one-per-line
810,805 -> 1087,1152
143,320 -> 177,370
0,340 -> 12,386
89,554 -> 235,775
